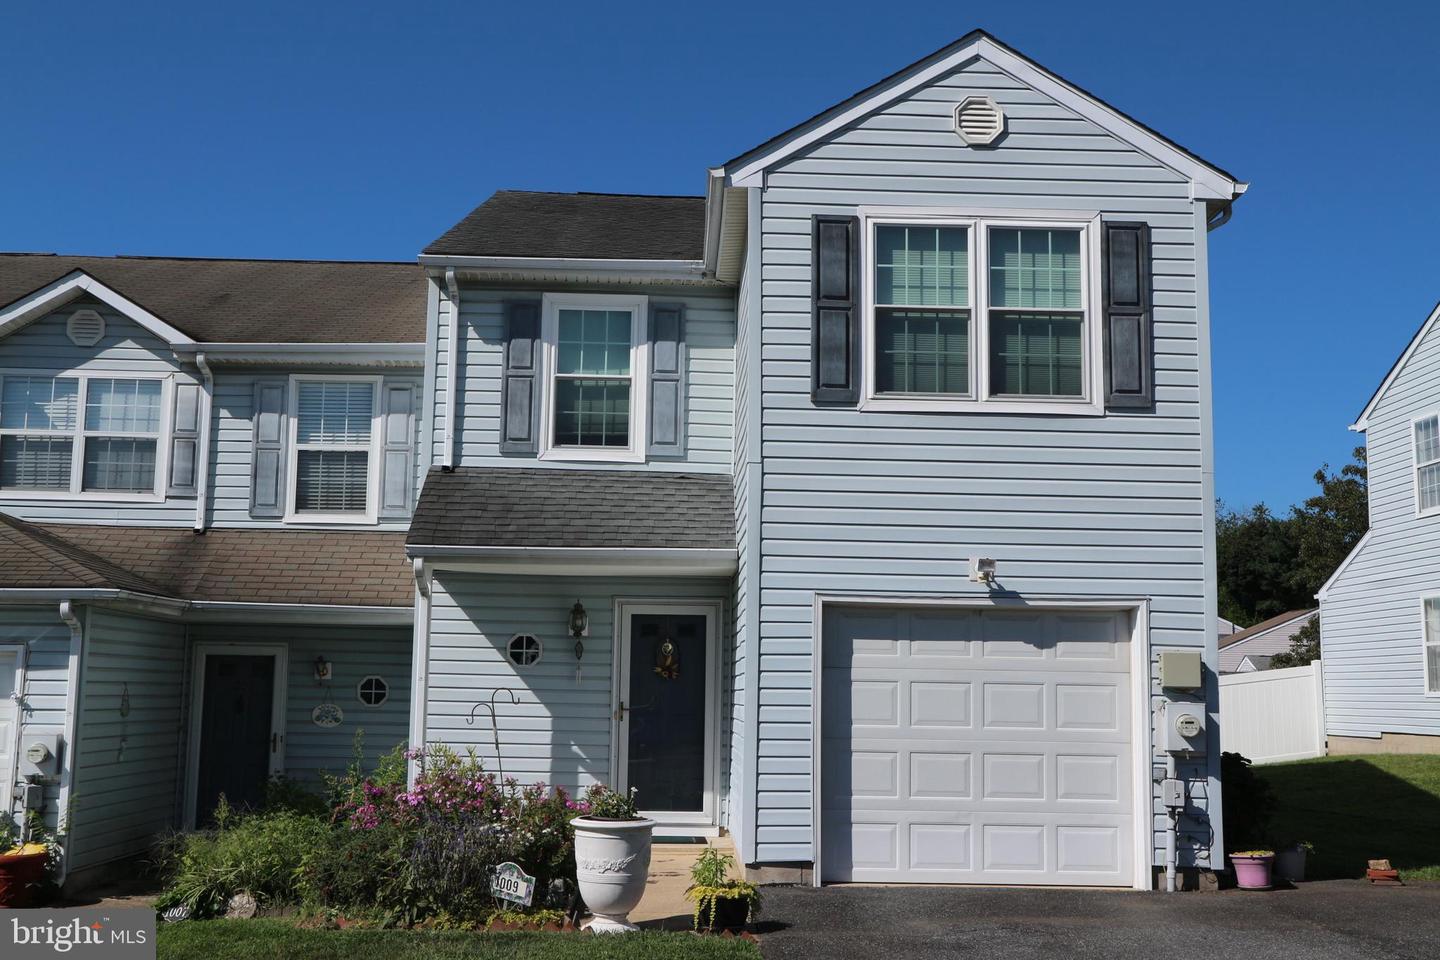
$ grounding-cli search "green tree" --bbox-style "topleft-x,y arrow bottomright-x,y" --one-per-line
1216,503 -> 1307,626
1289,446 -> 1368,599
1268,614 -> 1321,668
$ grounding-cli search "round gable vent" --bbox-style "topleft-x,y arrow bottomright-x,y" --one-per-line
66,309 -> 105,347
954,95 -> 1005,146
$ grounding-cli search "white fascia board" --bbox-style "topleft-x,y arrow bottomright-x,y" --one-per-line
170,342 -> 425,367
0,270 -> 196,345
0,590 -> 412,624
724,37 -> 1243,201
1316,529 -> 1372,602
418,254 -> 708,281
408,544 -> 738,577
1351,301 -> 1440,431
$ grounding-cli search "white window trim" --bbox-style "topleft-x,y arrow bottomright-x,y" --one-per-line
1413,411 -> 1440,519
283,374 -> 383,525
1423,594 -> 1440,698
356,674 -> 389,707
858,206 -> 1104,416
0,368 -> 174,502
538,292 -> 650,464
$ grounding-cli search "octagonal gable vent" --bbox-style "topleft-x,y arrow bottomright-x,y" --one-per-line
66,309 -> 105,347
955,95 -> 1005,146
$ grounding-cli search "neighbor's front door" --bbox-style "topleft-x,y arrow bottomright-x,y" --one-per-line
619,609 -> 715,825
194,654 -> 279,825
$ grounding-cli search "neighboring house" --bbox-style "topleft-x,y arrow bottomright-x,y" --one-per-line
1218,616 -> 1238,640
1217,609 -> 1315,674
0,30 -> 1245,892
1319,300 -> 1440,755
0,256 -> 424,886
1236,654 -> 1275,673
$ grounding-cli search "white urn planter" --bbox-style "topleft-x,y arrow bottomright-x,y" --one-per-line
572,816 -> 656,933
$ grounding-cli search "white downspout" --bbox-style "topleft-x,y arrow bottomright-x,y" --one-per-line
442,268 -> 460,470
1165,753 -> 1178,893
192,352 -> 214,532
55,601 -> 83,886
407,558 -> 432,786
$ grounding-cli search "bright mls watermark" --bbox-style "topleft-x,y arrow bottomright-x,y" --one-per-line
6,909 -> 155,959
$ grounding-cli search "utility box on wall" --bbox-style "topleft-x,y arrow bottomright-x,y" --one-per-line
1159,651 -> 1203,690
18,732 -> 62,779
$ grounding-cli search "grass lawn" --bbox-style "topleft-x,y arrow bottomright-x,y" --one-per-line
1262,754 -> 1440,880
156,919 -> 758,960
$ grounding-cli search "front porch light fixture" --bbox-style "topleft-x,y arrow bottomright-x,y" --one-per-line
569,600 -> 589,661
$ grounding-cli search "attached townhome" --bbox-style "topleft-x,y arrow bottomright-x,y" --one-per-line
1319,300 -> 1440,754
0,31 -> 1244,891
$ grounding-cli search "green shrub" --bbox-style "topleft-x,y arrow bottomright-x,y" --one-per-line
155,805 -> 330,918
1222,751 -> 1276,849
300,821 -> 416,924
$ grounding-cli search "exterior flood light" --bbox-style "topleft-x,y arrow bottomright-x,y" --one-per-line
969,557 -> 997,584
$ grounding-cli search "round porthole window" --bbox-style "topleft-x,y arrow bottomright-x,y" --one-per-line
508,634 -> 542,667
357,675 -> 389,707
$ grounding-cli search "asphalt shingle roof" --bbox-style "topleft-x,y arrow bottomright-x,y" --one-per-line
407,467 -> 735,550
0,515 -> 412,606
0,254 -> 426,343
423,191 -> 706,261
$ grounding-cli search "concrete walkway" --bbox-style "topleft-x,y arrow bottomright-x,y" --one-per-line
632,838 -> 736,930
758,880 -> 1440,960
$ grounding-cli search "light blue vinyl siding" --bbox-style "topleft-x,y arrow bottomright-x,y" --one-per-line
429,286 -> 735,472
0,305 -> 196,524
423,573 -> 730,803
187,623 -> 412,783
206,371 -> 421,529
1322,318 -> 1440,737
0,305 -> 422,527
0,607 -> 72,836
68,609 -> 186,872
746,56 -> 1217,867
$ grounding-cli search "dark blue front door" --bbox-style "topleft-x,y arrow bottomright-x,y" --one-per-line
625,613 -> 708,813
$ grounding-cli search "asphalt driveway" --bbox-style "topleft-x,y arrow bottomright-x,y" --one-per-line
757,881 -> 1440,960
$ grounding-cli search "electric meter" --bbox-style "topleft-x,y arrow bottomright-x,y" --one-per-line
1161,701 -> 1206,753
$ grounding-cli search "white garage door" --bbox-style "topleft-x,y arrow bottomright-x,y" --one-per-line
821,606 -> 1135,886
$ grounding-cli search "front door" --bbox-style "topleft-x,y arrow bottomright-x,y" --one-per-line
618,607 -> 717,826
194,653 -> 281,825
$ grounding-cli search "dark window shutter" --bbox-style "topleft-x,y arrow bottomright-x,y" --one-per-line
811,214 -> 860,404
379,383 -> 417,519
249,379 -> 288,518
647,302 -> 686,457
1102,221 -> 1154,410
499,301 -> 540,455
167,381 -> 202,497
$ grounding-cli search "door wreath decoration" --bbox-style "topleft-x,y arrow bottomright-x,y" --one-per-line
653,636 -> 680,680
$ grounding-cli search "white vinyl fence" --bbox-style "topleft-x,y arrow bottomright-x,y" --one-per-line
1218,661 -> 1326,764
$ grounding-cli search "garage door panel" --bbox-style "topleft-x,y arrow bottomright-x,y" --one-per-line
822,607 -> 1135,887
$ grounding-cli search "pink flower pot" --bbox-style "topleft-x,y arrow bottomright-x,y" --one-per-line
1232,854 -> 1274,890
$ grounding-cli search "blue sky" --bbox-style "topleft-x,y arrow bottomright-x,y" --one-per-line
3,1 -> 1436,511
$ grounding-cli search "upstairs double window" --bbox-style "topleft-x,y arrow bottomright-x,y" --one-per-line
0,373 -> 166,497
864,213 -> 1099,413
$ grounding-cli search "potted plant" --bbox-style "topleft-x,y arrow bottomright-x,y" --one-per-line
1275,841 -> 1314,883
1231,850 -> 1275,890
571,785 -> 654,933
0,813 -> 55,908
685,847 -> 760,933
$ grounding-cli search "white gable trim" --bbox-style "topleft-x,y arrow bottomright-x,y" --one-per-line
1352,301 -> 1440,431
1316,529 -> 1372,601
0,270 -> 195,345
724,36 -> 1244,202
